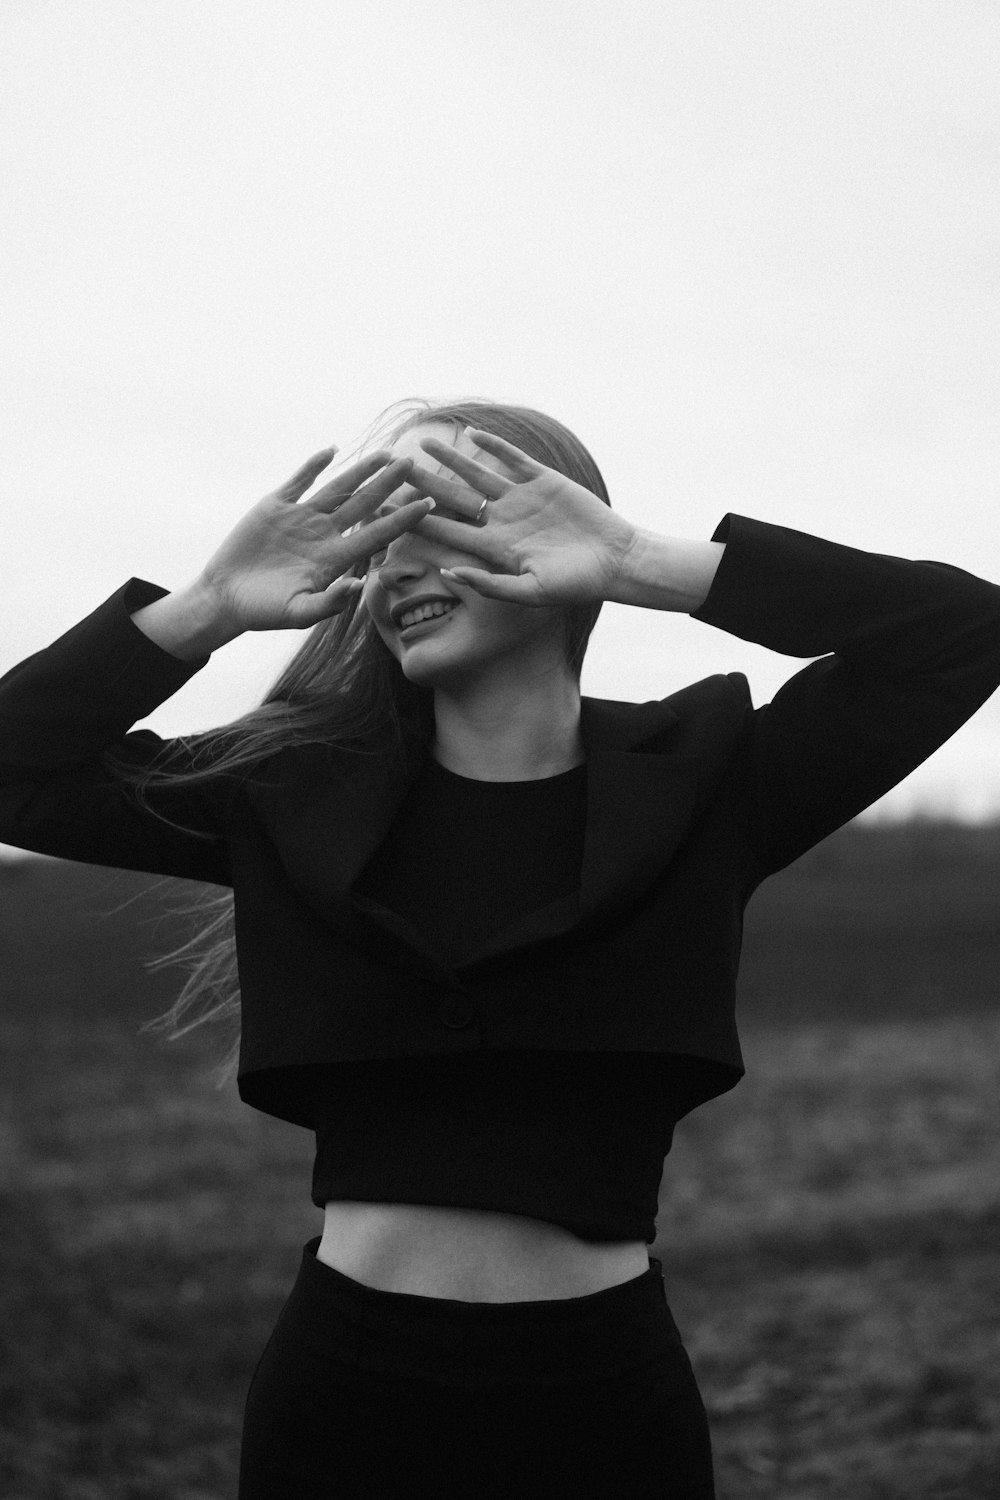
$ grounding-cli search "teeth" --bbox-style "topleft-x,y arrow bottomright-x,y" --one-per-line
399,601 -> 457,630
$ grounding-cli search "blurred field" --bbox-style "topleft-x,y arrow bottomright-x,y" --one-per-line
1,821 -> 999,1498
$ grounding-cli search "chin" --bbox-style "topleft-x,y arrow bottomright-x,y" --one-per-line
396,643 -> 484,689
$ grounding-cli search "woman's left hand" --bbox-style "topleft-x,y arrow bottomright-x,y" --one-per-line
406,429 -> 640,606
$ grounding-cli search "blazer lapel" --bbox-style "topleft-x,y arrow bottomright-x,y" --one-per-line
442,696 -> 705,965
275,695 -> 706,977
269,733 -> 456,981
578,702 -> 703,924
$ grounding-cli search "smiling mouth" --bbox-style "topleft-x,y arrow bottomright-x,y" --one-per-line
397,601 -> 461,633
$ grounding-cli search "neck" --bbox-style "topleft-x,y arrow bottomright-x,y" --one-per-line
430,661 -> 583,782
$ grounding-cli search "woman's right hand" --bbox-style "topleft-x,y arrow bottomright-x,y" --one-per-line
195,447 -> 434,633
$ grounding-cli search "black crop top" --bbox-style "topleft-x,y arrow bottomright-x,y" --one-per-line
311,759 -> 707,1243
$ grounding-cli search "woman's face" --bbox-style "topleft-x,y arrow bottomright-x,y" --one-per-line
361,422 -> 566,690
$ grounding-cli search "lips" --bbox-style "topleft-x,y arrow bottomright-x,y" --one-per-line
389,593 -> 460,630
398,601 -> 460,634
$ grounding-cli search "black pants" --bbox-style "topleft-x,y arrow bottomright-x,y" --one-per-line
239,1237 -> 715,1498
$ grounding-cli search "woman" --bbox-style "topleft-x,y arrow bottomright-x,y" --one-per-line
1,397 -> 998,1498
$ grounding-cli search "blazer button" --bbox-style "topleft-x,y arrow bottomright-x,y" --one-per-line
440,994 -> 474,1029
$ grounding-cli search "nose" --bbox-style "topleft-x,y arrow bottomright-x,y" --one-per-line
375,533 -> 435,595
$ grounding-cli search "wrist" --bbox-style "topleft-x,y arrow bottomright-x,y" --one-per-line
130,578 -> 243,661
183,575 -> 247,652
608,528 -> 726,614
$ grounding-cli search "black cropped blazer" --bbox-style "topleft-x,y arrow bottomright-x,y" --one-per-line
2,514 -> 998,1128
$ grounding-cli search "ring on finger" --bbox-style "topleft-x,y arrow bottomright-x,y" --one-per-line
474,496 -> 490,525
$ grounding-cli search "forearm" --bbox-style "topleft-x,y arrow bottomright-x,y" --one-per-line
0,578 -> 210,779
686,513 -> 1000,873
0,576 -> 233,880
608,529 -> 726,613
130,579 -> 243,661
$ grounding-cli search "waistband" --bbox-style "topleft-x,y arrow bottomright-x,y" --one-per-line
288,1237 -> 681,1387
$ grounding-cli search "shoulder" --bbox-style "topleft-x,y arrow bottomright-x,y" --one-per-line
582,673 -> 752,755
662,671 -> 751,718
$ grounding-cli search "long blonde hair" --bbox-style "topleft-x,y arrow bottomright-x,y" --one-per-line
110,397 -> 612,1084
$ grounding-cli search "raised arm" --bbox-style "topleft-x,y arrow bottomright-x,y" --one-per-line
0,578 -> 236,881
0,447 -> 436,881
689,514 -> 1000,874
400,430 -> 1000,877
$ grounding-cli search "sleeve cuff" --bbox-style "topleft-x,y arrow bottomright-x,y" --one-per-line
82,578 -> 210,702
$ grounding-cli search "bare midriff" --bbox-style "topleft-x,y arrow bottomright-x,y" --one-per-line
318,1201 -> 650,1303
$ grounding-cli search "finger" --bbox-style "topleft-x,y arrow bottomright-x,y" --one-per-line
286,574 -> 365,628
409,511 -> 508,562
438,566 -> 534,603
276,446 -> 340,501
339,495 -> 437,566
462,429 -> 542,483
405,461 -> 493,521
416,437 -> 511,497
301,449 -> 399,512
316,457 -> 416,529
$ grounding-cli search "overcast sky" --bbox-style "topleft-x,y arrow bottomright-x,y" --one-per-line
3,0 -> 999,821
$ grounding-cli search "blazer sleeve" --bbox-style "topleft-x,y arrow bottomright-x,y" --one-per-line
0,579 -> 233,885
691,514 -> 1000,876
